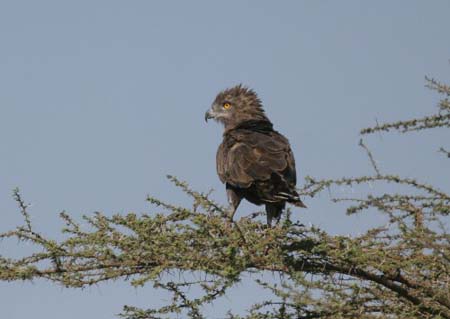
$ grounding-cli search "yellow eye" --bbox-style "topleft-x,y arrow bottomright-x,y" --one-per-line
223,102 -> 231,109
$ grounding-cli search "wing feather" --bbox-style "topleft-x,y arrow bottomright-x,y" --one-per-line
217,130 -> 297,188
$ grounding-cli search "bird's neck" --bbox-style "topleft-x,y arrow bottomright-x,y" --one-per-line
224,119 -> 274,134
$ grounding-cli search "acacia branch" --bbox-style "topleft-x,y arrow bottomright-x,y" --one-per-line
1,177 -> 449,318
439,147 -> 450,158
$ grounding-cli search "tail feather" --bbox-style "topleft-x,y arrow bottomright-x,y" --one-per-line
291,198 -> 307,208
269,173 -> 307,208
274,191 -> 307,208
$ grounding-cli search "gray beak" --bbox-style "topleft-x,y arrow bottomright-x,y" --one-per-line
205,110 -> 213,122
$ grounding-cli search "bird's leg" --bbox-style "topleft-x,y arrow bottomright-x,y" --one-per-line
226,187 -> 241,222
229,207 -> 237,221
266,213 -> 273,227
275,214 -> 282,225
225,187 -> 249,246
265,203 -> 283,227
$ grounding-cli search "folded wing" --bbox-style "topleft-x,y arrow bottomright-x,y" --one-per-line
217,130 -> 297,200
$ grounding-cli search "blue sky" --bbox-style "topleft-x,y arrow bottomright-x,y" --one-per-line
1,1 -> 449,318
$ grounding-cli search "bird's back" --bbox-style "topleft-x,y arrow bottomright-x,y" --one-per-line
216,120 -> 301,206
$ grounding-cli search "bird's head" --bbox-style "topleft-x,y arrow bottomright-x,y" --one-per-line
205,85 -> 269,129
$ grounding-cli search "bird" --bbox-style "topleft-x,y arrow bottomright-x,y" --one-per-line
205,85 -> 306,226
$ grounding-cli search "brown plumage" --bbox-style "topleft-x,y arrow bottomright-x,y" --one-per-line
205,85 -> 306,225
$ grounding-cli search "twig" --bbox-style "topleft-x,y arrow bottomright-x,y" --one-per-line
12,188 -> 32,232
359,139 -> 381,176
439,147 -> 450,158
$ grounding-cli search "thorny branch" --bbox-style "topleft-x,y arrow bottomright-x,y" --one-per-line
1,172 -> 449,319
361,76 -> 450,135
439,147 -> 450,158
359,139 -> 381,176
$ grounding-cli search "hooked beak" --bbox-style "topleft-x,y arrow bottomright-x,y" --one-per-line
204,110 -> 214,122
